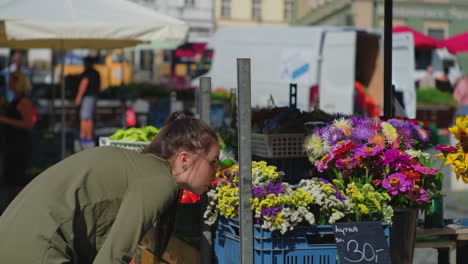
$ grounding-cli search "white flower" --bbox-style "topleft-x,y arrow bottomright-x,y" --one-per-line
329,211 -> 345,224
405,149 -> 431,160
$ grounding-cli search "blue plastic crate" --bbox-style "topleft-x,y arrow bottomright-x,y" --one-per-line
215,217 -> 389,264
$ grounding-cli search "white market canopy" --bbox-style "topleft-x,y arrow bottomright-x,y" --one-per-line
0,0 -> 189,50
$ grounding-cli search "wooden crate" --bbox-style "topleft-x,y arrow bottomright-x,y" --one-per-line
416,105 -> 456,128
138,229 -> 200,264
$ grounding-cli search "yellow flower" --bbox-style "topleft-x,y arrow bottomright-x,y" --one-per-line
274,213 -> 284,225
304,134 -> 324,158
381,122 -> 397,144
445,153 -> 460,165
333,118 -> 353,136
358,204 -> 369,214
389,177 -> 399,185
449,116 -> 468,140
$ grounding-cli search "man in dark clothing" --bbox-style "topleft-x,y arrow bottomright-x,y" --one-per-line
75,57 -> 100,145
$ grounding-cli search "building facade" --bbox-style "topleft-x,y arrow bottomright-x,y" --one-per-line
293,0 -> 468,72
214,0 -> 294,28
129,0 -> 215,42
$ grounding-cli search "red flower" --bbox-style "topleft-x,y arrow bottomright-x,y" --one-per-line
401,170 -> 421,182
373,179 -> 382,186
332,141 -> 356,156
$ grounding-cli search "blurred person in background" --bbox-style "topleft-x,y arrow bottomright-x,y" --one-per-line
453,75 -> 468,117
436,67 -> 453,93
0,71 -> 34,202
419,65 -> 436,89
75,56 -> 100,147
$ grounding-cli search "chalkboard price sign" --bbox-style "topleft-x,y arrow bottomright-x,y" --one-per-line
332,222 -> 390,264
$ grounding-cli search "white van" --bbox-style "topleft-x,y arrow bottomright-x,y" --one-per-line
194,26 -> 416,118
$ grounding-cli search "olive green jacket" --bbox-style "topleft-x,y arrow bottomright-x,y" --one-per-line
0,146 -> 177,264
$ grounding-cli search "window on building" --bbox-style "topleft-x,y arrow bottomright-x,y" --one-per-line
428,28 -> 445,40
252,0 -> 262,21
284,0 -> 294,22
221,0 -> 231,18
185,0 -> 195,7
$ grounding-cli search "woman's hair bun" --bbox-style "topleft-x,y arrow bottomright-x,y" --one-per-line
165,111 -> 193,125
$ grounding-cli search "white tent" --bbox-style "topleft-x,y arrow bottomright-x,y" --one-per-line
0,0 -> 189,49
0,0 -> 189,157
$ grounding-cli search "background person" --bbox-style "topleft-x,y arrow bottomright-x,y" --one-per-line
453,75 -> 468,117
419,65 -> 436,89
436,67 -> 453,93
0,71 -> 34,202
75,56 -> 100,146
0,112 -> 220,263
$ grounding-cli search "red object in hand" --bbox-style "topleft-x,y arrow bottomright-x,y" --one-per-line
180,190 -> 200,203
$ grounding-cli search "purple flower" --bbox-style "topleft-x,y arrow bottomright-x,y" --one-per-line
352,125 -> 376,141
318,178 -> 331,184
412,163 -> 437,175
435,145 -> 457,153
388,119 -> 415,149
252,183 -> 284,198
316,124 -> 333,138
260,207 -> 283,219
382,173 -> 413,195
266,182 -> 284,196
405,186 -> 429,203
318,178 -> 347,201
325,129 -> 345,145
379,149 -> 411,170
413,125 -> 430,142
387,119 -> 407,128
349,116 -> 363,126
252,187 -> 265,198
355,145 -> 382,158
336,157 -> 359,170
334,189 -> 347,201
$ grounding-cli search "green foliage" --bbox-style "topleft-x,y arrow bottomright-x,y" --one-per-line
416,88 -> 457,106
109,126 -> 160,141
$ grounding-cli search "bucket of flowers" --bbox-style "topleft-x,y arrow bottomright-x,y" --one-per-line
303,115 -> 442,263
436,115 -> 468,183
205,161 -> 391,264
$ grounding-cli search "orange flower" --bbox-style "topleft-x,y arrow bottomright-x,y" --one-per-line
370,134 -> 386,148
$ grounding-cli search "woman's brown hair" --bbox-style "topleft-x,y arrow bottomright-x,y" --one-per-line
142,111 -> 218,261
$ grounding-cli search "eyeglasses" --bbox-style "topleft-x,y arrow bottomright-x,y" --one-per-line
192,152 -> 221,173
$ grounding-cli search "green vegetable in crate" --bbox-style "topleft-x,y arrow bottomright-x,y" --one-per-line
142,126 -> 160,140
108,126 -> 160,141
109,129 -> 126,140
222,158 -> 235,167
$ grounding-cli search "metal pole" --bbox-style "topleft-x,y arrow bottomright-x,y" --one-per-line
383,0 -> 393,117
237,58 -> 253,264
200,77 -> 211,124
199,76 -> 212,264
60,46 -> 66,159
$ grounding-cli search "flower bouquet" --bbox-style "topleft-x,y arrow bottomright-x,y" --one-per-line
304,116 -> 441,210
205,161 -> 392,234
